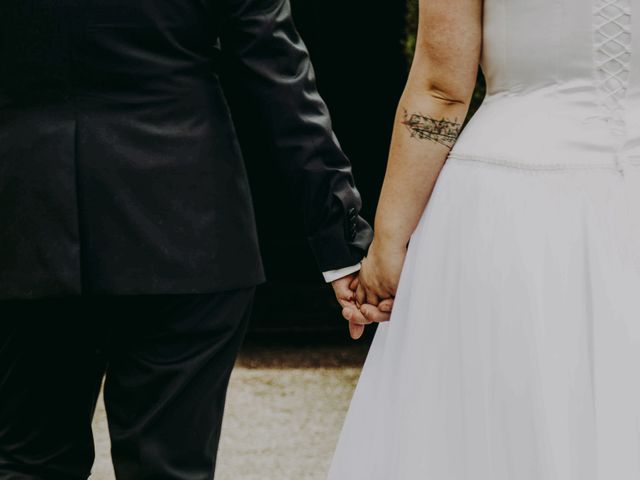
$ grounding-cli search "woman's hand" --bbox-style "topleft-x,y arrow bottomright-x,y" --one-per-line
355,239 -> 407,308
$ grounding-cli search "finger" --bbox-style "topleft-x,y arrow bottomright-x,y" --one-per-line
378,298 -> 395,313
349,321 -> 365,340
333,278 -> 355,303
349,276 -> 359,292
355,283 -> 366,307
337,298 -> 353,310
360,304 -> 391,323
365,290 -> 380,307
342,305 -> 370,325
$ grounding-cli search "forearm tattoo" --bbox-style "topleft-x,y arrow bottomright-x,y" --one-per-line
401,109 -> 462,149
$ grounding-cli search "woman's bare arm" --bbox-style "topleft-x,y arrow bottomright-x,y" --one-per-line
356,0 -> 483,306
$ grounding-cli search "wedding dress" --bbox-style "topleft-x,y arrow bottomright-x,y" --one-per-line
327,1 -> 640,478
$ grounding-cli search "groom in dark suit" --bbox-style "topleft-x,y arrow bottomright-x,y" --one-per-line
0,0 -> 390,478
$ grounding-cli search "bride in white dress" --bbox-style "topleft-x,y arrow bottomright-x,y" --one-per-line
329,0 -> 640,478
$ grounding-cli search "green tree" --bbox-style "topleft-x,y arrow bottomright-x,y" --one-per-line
405,0 -> 420,64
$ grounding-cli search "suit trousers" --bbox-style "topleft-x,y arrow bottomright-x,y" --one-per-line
0,287 -> 256,480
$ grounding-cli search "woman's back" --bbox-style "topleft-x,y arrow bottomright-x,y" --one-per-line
330,1 -> 640,477
451,0 -> 640,173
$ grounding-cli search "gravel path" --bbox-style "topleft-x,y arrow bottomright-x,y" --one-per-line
89,343 -> 368,480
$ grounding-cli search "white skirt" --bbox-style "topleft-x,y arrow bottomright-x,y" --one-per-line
327,156 -> 640,480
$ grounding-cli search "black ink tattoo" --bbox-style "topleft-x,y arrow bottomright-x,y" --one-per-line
401,109 -> 462,148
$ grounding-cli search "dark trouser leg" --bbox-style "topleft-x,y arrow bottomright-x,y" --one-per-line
102,287 -> 256,480
0,297 -> 106,480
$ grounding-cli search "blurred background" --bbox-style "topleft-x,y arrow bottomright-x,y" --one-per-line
90,1 -> 486,478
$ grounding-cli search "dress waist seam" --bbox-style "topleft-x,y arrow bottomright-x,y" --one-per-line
446,151 -> 640,172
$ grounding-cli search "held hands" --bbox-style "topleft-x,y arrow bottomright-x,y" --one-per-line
331,240 -> 407,339
354,239 -> 406,307
331,273 -> 394,339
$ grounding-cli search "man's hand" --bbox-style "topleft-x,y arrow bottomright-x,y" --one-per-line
332,273 -> 394,340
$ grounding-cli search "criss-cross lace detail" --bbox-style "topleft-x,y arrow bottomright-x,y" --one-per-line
594,1 -> 632,108
592,0 -> 632,172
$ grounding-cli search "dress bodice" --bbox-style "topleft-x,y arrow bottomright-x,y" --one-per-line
450,0 -> 640,172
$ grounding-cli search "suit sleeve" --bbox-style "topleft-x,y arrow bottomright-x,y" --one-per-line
217,0 -> 373,272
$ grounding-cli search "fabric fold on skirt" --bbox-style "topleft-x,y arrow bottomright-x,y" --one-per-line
327,157 -> 640,480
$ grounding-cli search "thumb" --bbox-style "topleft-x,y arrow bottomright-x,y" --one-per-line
332,277 -> 354,301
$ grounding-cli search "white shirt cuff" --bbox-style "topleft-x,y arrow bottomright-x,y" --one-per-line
322,263 -> 361,283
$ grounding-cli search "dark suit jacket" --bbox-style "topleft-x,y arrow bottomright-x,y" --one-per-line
0,0 -> 373,299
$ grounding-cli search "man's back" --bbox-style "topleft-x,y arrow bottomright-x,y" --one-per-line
0,0 -> 372,299
0,2 -> 374,478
